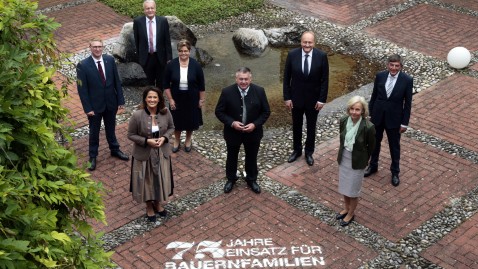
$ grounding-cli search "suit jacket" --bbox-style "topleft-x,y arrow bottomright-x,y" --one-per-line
337,116 -> 376,169
215,83 -> 271,140
133,15 -> 172,67
127,108 -> 175,161
76,54 -> 124,114
163,57 -> 205,100
283,47 -> 329,108
369,70 -> 413,128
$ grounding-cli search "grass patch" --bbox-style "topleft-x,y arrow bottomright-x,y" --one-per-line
99,0 -> 264,24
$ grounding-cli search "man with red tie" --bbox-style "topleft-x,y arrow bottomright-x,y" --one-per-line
133,0 -> 172,88
77,38 -> 129,171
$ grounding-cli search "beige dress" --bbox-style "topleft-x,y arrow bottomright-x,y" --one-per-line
128,108 -> 175,203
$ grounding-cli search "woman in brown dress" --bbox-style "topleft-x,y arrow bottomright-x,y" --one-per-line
128,87 -> 175,222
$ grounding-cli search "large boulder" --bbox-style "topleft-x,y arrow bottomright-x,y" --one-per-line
232,28 -> 269,57
116,62 -> 149,86
166,16 -> 197,46
263,25 -> 307,47
113,22 -> 137,63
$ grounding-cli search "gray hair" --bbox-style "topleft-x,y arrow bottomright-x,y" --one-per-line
235,67 -> 252,76
387,54 -> 403,66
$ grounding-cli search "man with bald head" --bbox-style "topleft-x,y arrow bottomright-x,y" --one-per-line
283,31 -> 329,166
133,0 -> 172,88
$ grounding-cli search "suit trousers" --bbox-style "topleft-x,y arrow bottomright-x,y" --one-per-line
369,123 -> 401,175
292,106 -> 319,154
142,53 -> 165,88
88,108 -> 120,158
225,132 -> 261,182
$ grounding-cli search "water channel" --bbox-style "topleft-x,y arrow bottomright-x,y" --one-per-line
192,33 -> 379,130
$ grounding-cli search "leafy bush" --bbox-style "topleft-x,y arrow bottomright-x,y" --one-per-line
0,0 -> 113,267
100,0 -> 264,24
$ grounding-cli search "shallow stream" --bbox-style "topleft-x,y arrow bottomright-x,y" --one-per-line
192,33 -> 379,130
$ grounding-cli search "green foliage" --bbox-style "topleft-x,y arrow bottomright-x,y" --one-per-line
0,0 -> 113,267
99,0 -> 264,24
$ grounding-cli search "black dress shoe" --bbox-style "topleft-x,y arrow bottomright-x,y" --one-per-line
88,158 -> 96,171
172,146 -> 179,153
152,203 -> 167,217
364,166 -> 377,177
146,214 -> 157,222
184,146 -> 192,152
224,180 -> 235,193
305,154 -> 314,166
287,151 -> 302,163
340,215 -> 355,227
248,181 -> 261,194
111,150 -> 129,161
335,212 -> 347,220
391,174 -> 400,187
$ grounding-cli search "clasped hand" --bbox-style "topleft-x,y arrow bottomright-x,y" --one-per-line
147,137 -> 164,148
233,121 -> 255,132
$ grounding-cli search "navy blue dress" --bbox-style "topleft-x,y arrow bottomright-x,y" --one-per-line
163,57 -> 205,131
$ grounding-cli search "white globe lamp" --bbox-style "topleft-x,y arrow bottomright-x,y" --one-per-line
447,47 -> 471,69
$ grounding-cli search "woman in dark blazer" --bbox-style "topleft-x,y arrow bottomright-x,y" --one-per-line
336,96 -> 376,227
163,39 -> 205,153
128,87 -> 175,222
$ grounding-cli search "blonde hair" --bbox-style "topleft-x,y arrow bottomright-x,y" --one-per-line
346,96 -> 369,118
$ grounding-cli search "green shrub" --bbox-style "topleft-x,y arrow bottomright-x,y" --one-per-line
100,0 -> 264,24
0,0 -> 113,267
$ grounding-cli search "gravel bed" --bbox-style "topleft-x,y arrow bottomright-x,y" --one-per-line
47,1 -> 478,268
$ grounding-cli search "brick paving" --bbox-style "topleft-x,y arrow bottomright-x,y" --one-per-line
45,1 -> 130,53
411,74 -> 478,152
422,212 -> 478,269
36,0 -> 478,268
364,3 -> 478,59
267,135 -> 478,242
113,191 -> 378,269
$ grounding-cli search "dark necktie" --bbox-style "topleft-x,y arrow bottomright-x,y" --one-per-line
241,90 -> 247,124
97,61 -> 105,86
149,20 -> 154,53
304,54 -> 309,75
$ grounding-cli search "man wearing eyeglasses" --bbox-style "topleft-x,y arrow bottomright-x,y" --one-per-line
77,38 -> 129,171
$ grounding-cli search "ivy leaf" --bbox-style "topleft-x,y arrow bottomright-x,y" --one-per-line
50,231 -> 71,244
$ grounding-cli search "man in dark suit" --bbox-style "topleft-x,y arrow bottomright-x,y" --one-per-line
364,54 -> 413,187
77,38 -> 129,171
215,67 -> 271,194
283,31 -> 329,166
133,0 -> 172,88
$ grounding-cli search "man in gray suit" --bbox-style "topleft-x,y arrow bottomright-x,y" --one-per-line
77,38 -> 129,171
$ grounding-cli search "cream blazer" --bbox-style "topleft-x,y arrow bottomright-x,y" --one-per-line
127,108 -> 175,161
